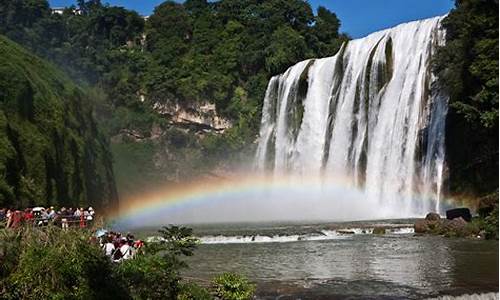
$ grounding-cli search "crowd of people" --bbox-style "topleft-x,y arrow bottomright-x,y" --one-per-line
97,231 -> 145,263
0,206 -> 96,229
1,206 -> 146,262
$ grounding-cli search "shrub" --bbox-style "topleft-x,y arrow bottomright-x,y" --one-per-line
178,283 -> 212,300
212,273 -> 255,300
0,227 -> 127,300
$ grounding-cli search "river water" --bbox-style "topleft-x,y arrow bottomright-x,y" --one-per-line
181,221 -> 498,299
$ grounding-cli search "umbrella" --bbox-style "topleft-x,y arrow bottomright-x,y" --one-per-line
95,229 -> 108,238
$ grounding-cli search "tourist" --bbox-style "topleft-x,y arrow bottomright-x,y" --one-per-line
24,208 -> 34,224
47,207 -> 56,219
119,238 -> 134,260
74,207 -> 82,217
84,209 -> 93,221
79,208 -> 86,228
103,237 -> 116,257
7,210 -> 23,228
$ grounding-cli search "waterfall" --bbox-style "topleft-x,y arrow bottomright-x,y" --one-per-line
255,16 -> 448,217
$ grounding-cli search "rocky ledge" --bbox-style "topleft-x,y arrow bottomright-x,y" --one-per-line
414,210 -> 483,238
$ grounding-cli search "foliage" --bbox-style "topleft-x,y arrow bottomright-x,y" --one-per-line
433,0 -> 499,196
178,282 -> 212,300
483,205 -> 499,240
0,35 -> 117,209
0,227 -> 127,299
0,225 -> 253,299
116,225 -> 200,300
212,272 -> 256,300
434,0 -> 498,128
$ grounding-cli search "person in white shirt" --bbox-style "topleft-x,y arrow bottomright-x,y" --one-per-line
74,208 -> 82,217
120,239 -> 135,260
103,239 -> 115,257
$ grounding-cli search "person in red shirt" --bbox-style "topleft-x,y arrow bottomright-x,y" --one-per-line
10,210 -> 23,228
23,208 -> 34,225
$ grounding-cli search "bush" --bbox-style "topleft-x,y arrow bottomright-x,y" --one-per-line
115,225 -> 200,300
116,253 -> 180,300
212,273 -> 255,300
0,225 -> 254,299
483,206 -> 499,240
178,283 -> 212,300
0,227 -> 127,300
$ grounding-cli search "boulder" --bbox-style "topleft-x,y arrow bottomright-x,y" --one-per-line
425,212 -> 441,221
373,227 -> 386,235
414,219 -> 429,233
442,217 -> 468,237
446,208 -> 472,222
477,192 -> 498,218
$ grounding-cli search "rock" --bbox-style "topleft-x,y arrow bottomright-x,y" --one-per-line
477,192 -> 498,218
414,211 -> 478,238
337,230 -> 355,235
414,219 -> 429,233
446,208 -> 472,222
373,227 -> 386,235
443,217 -> 468,237
425,212 -> 441,221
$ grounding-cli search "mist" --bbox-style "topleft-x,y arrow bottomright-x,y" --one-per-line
113,174 -> 431,229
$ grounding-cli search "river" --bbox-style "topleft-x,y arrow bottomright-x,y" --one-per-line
181,221 -> 498,299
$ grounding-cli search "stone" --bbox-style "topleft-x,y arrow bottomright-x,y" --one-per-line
425,212 -> 441,221
373,227 -> 386,235
337,230 -> 355,235
414,219 -> 429,233
443,217 -> 468,237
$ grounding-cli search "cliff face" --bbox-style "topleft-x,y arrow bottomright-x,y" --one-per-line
0,36 -> 118,209
153,102 -> 232,133
110,100 -> 236,200
444,110 -> 499,199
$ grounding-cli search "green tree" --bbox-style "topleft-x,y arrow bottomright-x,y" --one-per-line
265,25 -> 308,74
434,0 -> 499,196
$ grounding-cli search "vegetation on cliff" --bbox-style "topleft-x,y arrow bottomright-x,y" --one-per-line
0,35 -> 117,209
0,0 -> 347,198
434,0 -> 499,198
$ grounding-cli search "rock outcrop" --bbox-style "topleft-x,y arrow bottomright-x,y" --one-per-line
153,102 -> 232,133
414,212 -> 479,238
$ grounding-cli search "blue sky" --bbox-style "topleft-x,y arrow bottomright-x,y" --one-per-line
48,0 -> 454,38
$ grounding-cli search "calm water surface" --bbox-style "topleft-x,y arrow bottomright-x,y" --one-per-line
181,222 -> 498,299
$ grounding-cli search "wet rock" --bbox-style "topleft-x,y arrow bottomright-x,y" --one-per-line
414,219 -> 429,233
415,211 -> 478,238
373,227 -> 386,235
425,212 -> 441,221
337,230 -> 355,235
442,217 -> 468,237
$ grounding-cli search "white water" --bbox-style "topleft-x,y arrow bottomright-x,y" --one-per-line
427,293 -> 499,300
256,17 -> 448,218
196,227 -> 414,244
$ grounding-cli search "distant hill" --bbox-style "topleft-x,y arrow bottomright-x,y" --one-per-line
0,35 -> 117,209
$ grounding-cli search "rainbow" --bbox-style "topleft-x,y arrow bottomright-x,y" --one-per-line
108,173 -> 458,230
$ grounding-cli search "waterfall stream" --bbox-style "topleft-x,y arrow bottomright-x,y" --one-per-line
255,16 -> 448,217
